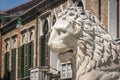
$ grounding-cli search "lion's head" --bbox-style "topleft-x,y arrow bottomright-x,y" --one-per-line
49,6 -> 102,62
48,18 -> 77,62
48,6 -> 120,77
48,6 -> 85,62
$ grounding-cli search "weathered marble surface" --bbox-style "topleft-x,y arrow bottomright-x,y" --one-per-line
48,5 -> 120,80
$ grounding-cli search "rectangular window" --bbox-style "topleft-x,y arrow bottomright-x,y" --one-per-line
61,64 -> 67,79
11,36 -> 17,80
18,42 -> 34,79
40,16 -> 50,67
61,62 -> 72,79
11,48 -> 16,80
18,30 -> 34,79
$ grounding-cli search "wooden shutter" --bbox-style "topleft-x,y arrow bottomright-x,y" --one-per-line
27,42 -> 31,76
4,52 -> 10,80
18,46 -> 24,78
24,44 -> 29,77
4,52 -> 9,72
30,41 -> 34,67
11,48 -> 16,80
27,41 -> 34,76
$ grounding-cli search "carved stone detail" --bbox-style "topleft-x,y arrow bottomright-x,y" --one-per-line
48,5 -> 120,80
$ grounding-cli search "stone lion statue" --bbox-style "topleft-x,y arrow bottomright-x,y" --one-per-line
48,5 -> 120,80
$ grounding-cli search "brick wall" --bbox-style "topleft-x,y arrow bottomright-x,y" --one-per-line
101,0 -> 108,29
1,19 -> 37,80
85,0 -> 108,29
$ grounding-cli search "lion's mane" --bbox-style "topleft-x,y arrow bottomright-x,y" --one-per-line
58,6 -> 120,77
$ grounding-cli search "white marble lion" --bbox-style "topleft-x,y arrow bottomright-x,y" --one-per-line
48,6 -> 120,80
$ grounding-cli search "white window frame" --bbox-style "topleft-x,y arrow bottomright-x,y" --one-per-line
28,27 -> 35,42
21,30 -> 27,45
12,35 -> 17,49
61,61 -> 72,79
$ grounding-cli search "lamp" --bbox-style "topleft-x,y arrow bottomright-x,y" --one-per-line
16,17 -> 22,28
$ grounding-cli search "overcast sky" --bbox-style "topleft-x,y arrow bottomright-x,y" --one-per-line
0,0 -> 29,10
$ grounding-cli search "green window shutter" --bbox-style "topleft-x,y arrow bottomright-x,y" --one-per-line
24,44 -> 29,77
18,47 -> 22,78
21,45 -> 24,76
4,52 -> 7,72
27,42 -> 30,69
30,41 -> 34,67
27,42 -> 30,76
5,52 -> 9,72
11,48 -> 16,80
26,41 -> 34,76
18,46 -> 24,78
4,52 -> 10,80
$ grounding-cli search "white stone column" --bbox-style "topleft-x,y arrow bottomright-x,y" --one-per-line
108,0 -> 117,38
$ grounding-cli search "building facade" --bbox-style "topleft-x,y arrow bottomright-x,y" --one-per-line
0,0 -> 119,80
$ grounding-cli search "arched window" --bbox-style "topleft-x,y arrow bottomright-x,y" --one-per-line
42,19 -> 49,35
40,17 -> 50,66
